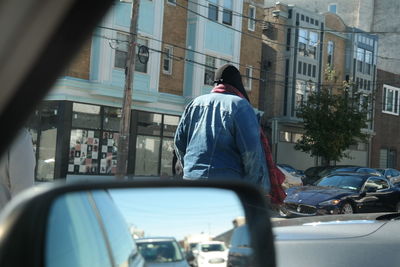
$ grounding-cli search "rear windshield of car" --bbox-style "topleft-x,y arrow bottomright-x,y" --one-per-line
316,175 -> 365,191
137,241 -> 184,262
201,244 -> 226,252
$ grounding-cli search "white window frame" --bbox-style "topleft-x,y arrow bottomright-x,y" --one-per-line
162,45 -> 173,75
244,66 -> 253,91
327,40 -> 334,66
166,0 -> 176,5
248,5 -> 256,31
114,32 -> 129,70
383,84 -> 400,115
204,55 -> 231,86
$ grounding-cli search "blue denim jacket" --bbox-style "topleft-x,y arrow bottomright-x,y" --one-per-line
174,92 -> 270,192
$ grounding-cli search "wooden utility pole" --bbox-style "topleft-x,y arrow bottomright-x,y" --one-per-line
116,0 -> 140,179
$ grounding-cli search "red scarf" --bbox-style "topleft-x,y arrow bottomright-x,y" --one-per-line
212,84 -> 286,205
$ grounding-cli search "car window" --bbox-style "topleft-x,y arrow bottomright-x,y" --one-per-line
364,178 -> 389,191
137,241 -> 184,262
201,244 -> 226,252
91,190 -> 137,266
317,175 -> 364,191
45,192 -> 112,267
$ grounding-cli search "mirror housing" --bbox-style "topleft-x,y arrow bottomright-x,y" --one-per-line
0,180 -> 275,267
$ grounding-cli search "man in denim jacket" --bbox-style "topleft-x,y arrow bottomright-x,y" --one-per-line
174,64 -> 270,192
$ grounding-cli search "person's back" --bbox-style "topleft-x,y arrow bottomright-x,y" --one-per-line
174,64 -> 269,191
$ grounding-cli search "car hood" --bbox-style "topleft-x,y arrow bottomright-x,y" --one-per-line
285,186 -> 355,205
273,220 -> 386,240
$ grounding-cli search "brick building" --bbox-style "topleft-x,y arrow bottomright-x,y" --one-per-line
371,69 -> 400,169
27,0 -> 266,181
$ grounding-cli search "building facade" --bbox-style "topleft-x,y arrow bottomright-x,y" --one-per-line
261,2 -> 378,170
371,69 -> 400,169
28,0 -> 264,181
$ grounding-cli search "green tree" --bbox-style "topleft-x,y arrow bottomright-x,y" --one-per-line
294,77 -> 370,166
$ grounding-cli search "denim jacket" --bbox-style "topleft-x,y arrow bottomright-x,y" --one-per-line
174,92 -> 270,192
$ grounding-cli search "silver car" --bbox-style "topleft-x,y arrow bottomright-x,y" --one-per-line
136,237 -> 190,267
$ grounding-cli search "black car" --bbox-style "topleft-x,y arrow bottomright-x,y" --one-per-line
281,172 -> 400,216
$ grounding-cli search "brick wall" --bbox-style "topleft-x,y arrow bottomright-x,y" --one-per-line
64,37 -> 92,80
158,0 -> 188,96
371,69 -> 400,168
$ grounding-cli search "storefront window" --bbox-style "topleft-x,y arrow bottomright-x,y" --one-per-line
134,111 -> 180,177
135,135 -> 160,176
72,103 -> 101,129
68,129 -> 100,174
160,138 -> 174,177
137,112 -> 162,135
68,104 -> 121,175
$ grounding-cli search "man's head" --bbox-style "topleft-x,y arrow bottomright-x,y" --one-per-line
214,64 -> 249,101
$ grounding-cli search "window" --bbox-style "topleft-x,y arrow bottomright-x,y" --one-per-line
312,65 -> 316,78
298,61 -> 302,74
315,20 -> 319,26
310,18 -> 314,24
383,85 -> 400,115
280,131 -> 291,142
295,80 -> 315,110
222,0 -> 233,25
162,45 -> 173,75
134,111 -> 179,176
244,66 -> 253,91
327,41 -> 334,66
364,178 -> 389,191
114,32 -> 129,69
328,3 -> 337,13
307,64 -> 312,76
136,38 -> 149,73
167,0 -> 176,4
301,14 -> 304,21
298,29 -> 307,56
380,148 -> 397,168
204,55 -> 216,86
208,2 -> 218,21
303,62 -> 307,75
248,6 -> 256,31
357,47 -> 365,73
365,50 -> 372,75
305,16 -> 309,23
286,28 -> 291,51
69,104 -> 121,175
308,32 -> 318,59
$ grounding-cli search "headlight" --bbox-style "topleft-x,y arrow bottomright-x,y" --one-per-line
319,199 -> 341,206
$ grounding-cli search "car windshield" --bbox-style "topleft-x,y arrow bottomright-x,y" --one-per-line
137,241 -> 184,263
316,175 -> 365,191
201,244 -> 226,252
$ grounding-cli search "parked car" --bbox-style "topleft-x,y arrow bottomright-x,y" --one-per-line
331,167 -> 383,176
281,172 -> 400,217
377,168 -> 400,185
277,164 -> 304,176
136,237 -> 190,267
277,166 -> 303,189
46,190 -> 146,267
227,225 -> 254,267
193,241 -> 228,267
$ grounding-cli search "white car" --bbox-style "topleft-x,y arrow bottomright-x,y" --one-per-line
193,241 -> 228,267
277,166 -> 303,189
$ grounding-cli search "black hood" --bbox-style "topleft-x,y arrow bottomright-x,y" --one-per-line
285,186 -> 357,205
214,64 -> 249,101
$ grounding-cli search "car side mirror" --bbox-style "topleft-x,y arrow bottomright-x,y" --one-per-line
366,187 -> 377,193
0,180 -> 275,267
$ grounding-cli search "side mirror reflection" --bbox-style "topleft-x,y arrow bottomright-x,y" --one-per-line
45,187 -> 253,267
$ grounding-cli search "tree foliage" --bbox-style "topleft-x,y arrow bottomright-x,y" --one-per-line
294,77 -> 370,165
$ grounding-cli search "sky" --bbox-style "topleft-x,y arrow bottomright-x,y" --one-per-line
110,188 -> 245,241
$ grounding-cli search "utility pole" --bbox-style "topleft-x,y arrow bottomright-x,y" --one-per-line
116,0 -> 140,179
